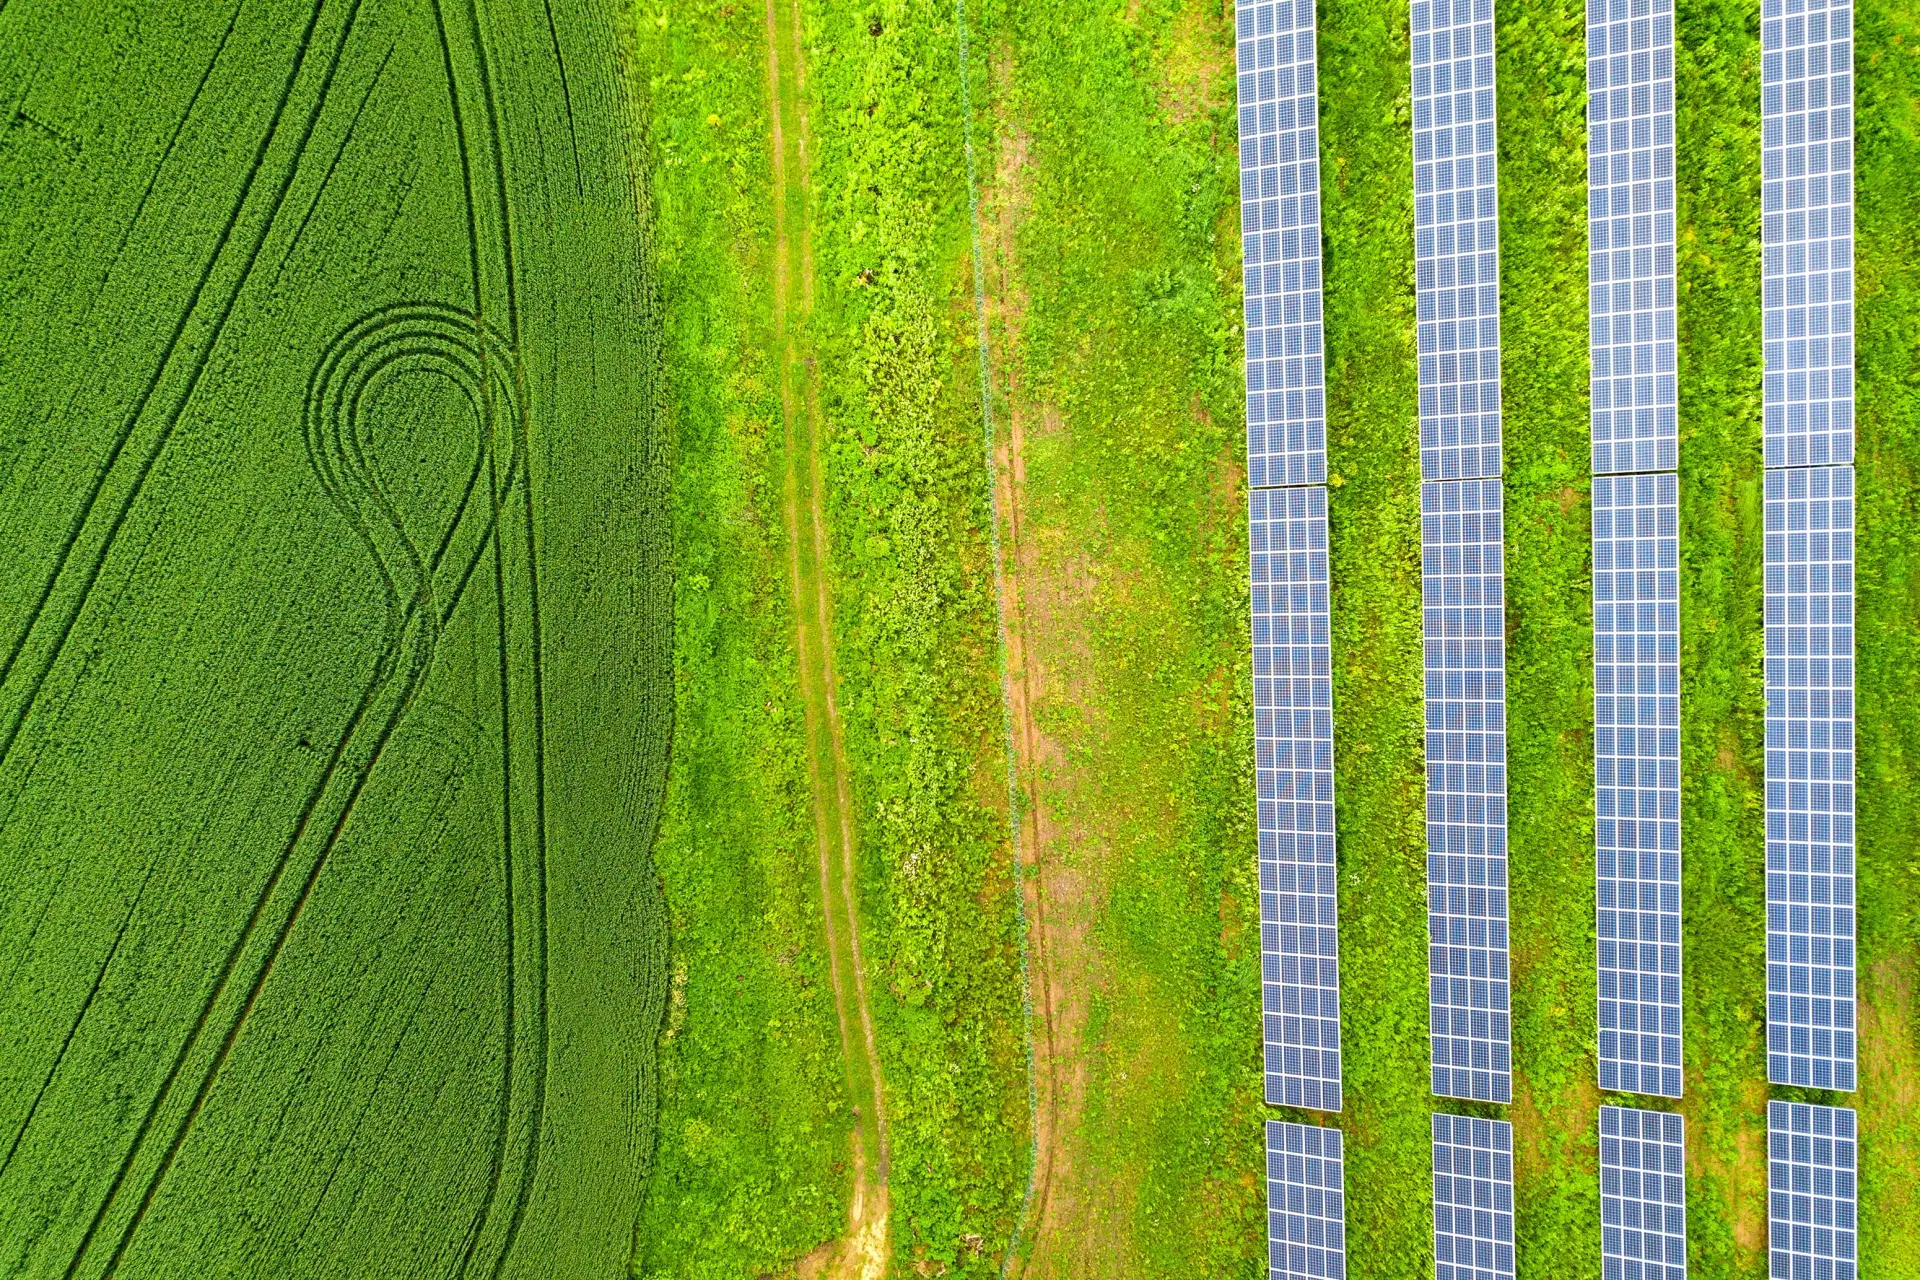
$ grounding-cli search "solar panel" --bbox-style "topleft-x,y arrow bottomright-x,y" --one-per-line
1411,0 -> 1503,484
1764,465 -> 1857,1091
1422,478 -> 1511,1104
1238,0 -> 1328,488
1251,485 -> 1343,1112
1761,0 -> 1855,470
1587,0 -> 1678,476
1599,1106 -> 1687,1280
1768,1101 -> 1858,1280
1432,1113 -> 1515,1280
1593,473 -> 1683,1099
1266,1121 -> 1348,1280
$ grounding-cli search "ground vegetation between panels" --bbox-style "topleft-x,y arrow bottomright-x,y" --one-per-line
633,0 -> 1920,1273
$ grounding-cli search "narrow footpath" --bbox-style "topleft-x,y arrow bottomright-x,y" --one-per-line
764,1 -> 892,1275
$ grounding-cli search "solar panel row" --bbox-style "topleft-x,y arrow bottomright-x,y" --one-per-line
1599,1106 -> 1686,1280
1764,465 -> 1858,1092
1761,0 -> 1855,471
1412,0 -> 1503,484
1252,485 -> 1343,1113
1592,474 -> 1683,1100
1588,0 -> 1679,477
1586,0 -> 1688,1117
1760,0 -> 1857,1099
1432,1114 -> 1515,1280
1769,1101 -> 1858,1280
1421,478 -> 1512,1104
1410,0 -> 1512,1112
1266,1121 -> 1347,1280
1239,0 -> 1329,489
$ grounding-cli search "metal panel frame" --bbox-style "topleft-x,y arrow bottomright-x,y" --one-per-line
1768,1101 -> 1858,1280
1593,473 -> 1683,1099
1253,485 -> 1344,1112
1599,1106 -> 1687,1280
1266,1120 -> 1348,1280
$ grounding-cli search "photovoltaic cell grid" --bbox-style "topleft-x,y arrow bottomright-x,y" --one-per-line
1433,1114 -> 1515,1280
1411,0 -> 1503,484
1238,0 -> 1328,489
1421,478 -> 1512,1103
1599,1106 -> 1686,1280
1251,486 -> 1343,1112
1761,0 -> 1855,470
1266,1121 -> 1347,1280
1769,1102 -> 1858,1280
1587,0 -> 1678,476
1593,474 -> 1682,1099
1764,466 -> 1857,1091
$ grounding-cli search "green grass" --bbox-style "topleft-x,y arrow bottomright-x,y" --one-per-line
0,5 -> 669,1275
636,0 -> 1032,1271
630,1 -> 853,1270
987,0 -> 1267,1274
637,0 -> 1919,1271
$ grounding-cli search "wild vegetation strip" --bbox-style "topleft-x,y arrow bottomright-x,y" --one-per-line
766,0 -> 894,1266
0,4 -> 668,1277
637,0 -> 1032,1273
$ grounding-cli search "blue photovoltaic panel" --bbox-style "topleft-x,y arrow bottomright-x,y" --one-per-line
1768,1102 -> 1858,1280
1599,1106 -> 1687,1280
1593,474 -> 1682,1099
1411,0 -> 1503,484
1238,0 -> 1328,488
1252,485 -> 1343,1112
1761,0 -> 1854,470
1433,1114 -> 1515,1280
1587,0 -> 1678,475
1266,1121 -> 1347,1280
1764,466 -> 1856,1091
1422,478 -> 1511,1104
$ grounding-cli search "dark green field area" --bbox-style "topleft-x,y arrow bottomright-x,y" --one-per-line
637,0 -> 1919,1274
0,4 -> 669,1277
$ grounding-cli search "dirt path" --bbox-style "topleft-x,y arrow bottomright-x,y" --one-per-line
764,1 -> 891,1275
967,57 -> 1094,1279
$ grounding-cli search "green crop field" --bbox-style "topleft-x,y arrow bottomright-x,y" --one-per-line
0,3 -> 669,1277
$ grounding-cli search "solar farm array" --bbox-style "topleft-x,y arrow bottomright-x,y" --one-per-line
1242,0 -> 1864,1270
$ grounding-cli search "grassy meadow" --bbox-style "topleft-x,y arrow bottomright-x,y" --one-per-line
636,0 -> 1919,1271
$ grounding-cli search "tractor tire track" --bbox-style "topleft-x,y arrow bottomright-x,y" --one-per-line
0,0 -> 346,775
764,0 -> 891,1274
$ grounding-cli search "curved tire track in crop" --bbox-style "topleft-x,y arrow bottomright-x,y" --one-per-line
65,303 -> 537,1280
1,4 -> 666,1275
